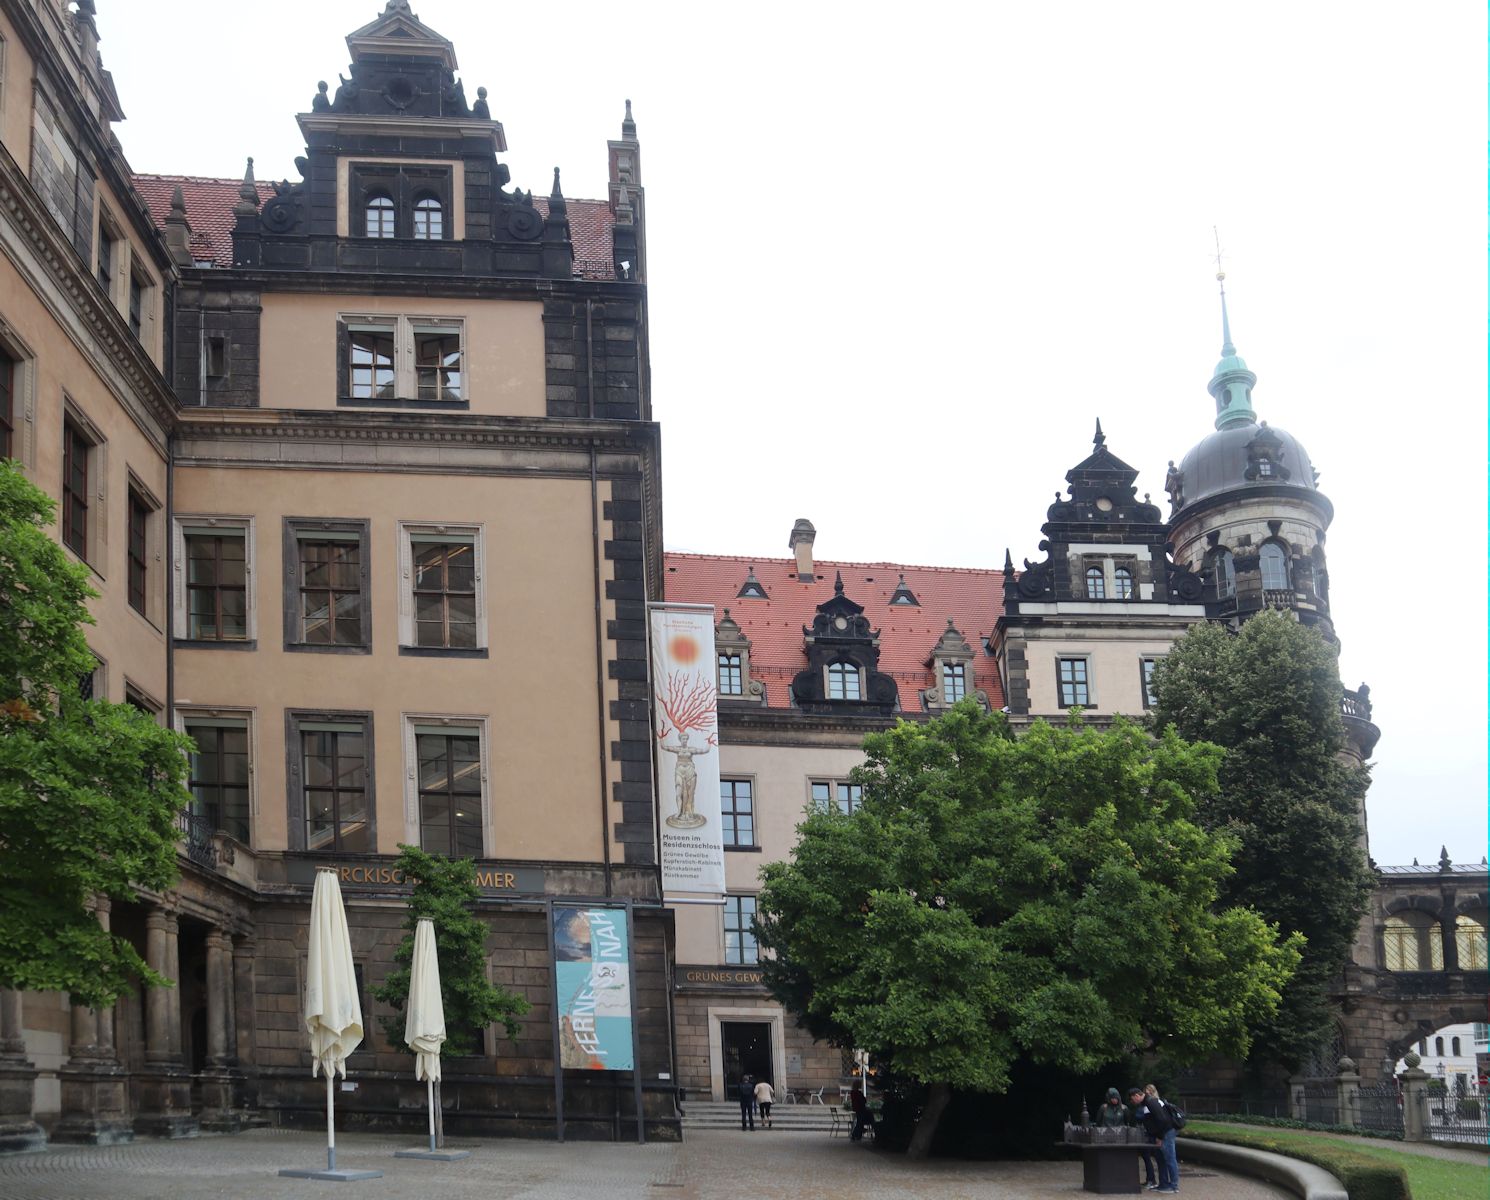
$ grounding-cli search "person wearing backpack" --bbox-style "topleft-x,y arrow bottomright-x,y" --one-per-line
1129,1085 -> 1182,1193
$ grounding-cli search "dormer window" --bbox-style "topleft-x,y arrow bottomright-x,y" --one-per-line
826,661 -> 861,701
942,662 -> 966,703
1256,458 -> 1274,477
1211,547 -> 1236,599
1085,565 -> 1106,600
718,651 -> 742,697
365,194 -> 395,239
1113,566 -> 1134,600
413,195 -> 443,240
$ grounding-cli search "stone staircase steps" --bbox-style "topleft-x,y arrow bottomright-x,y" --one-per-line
681,1101 -> 844,1133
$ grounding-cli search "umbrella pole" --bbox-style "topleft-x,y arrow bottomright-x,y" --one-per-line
427,1077 -> 436,1153
326,1071 -> 336,1172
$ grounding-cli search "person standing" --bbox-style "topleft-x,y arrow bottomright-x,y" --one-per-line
754,1078 -> 775,1129
1118,1087 -> 1159,1189
738,1074 -> 756,1131
849,1086 -> 870,1141
1129,1085 -> 1179,1193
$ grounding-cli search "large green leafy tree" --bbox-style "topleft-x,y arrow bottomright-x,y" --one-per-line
0,462 -> 192,1006
371,845 -> 530,1056
756,703 -> 1300,1157
1148,610 -> 1373,1069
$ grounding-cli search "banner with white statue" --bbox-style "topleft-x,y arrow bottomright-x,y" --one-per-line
648,604 -> 725,896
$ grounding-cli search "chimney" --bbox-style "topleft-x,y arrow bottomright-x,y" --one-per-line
788,518 -> 816,582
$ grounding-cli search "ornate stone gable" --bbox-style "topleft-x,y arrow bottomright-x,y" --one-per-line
790,573 -> 899,714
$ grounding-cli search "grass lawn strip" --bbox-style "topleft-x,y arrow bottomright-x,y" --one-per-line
1187,1121 -> 1486,1200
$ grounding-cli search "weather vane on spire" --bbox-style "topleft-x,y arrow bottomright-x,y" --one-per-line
1212,226 -> 1226,285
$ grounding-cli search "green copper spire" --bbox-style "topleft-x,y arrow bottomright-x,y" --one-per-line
1207,245 -> 1257,430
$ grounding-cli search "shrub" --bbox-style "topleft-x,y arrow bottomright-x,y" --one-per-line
1182,1126 -> 1410,1200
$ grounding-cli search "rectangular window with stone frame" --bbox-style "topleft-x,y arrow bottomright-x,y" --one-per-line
287,710 -> 375,853
720,778 -> 755,848
723,894 -> 759,965
337,315 -> 465,409
349,164 -> 453,240
0,345 -> 16,463
718,651 -> 743,697
1057,656 -> 1090,707
415,727 -> 483,858
182,715 -> 251,842
283,518 -> 371,654
398,523 -> 486,657
941,661 -> 967,704
811,779 -> 862,816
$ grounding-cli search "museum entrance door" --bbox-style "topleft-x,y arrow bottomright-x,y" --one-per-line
721,1021 -> 772,1096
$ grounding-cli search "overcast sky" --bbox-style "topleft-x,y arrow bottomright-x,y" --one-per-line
96,2 -> 1487,864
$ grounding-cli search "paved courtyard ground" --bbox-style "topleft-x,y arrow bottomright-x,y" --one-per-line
0,1126 -> 1293,1200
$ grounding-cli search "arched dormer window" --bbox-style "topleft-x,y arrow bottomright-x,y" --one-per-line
826,661 -> 861,701
413,195 -> 444,241
1260,541 -> 1291,591
1085,565 -> 1106,600
1383,912 -> 1444,971
1113,566 -> 1134,600
365,193 -> 395,239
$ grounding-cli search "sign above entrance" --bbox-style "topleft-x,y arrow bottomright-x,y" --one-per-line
283,856 -> 545,895
677,965 -> 766,989
649,604 -> 726,896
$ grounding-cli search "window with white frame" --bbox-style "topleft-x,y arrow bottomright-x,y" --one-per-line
826,660 -> 861,701
1085,564 -> 1106,599
1260,541 -> 1291,591
174,517 -> 253,642
398,523 -> 485,653
340,315 -> 464,405
720,778 -> 755,847
1113,565 -> 1134,600
941,661 -> 967,704
811,779 -> 862,815
415,726 -> 483,857
723,894 -> 758,964
180,713 -> 252,842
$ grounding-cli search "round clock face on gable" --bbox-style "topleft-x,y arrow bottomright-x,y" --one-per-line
833,616 -> 849,631
1095,497 -> 1114,512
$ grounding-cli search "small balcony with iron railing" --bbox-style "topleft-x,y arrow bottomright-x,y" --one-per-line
175,808 -> 237,871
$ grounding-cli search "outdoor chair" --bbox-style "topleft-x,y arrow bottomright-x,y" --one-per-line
828,1105 -> 844,1136
807,1087 -> 826,1105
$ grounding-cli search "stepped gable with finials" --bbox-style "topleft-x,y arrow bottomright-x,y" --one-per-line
663,551 -> 1007,713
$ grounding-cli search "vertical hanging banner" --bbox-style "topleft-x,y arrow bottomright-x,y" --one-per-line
648,604 -> 725,896
552,906 -> 633,1071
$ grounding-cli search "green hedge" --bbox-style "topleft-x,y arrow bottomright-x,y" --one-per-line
1181,1126 -> 1411,1200
1192,1111 -> 1403,1139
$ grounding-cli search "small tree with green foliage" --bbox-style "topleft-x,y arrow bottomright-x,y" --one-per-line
756,702 -> 1301,1158
371,845 -> 530,1057
1147,611 -> 1374,1070
0,461 -> 192,1006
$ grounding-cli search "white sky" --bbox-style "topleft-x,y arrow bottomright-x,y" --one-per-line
97,2 -> 1487,864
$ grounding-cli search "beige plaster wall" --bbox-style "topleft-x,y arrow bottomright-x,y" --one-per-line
673,741 -> 865,965
0,8 -> 34,167
1022,632 -> 1182,718
257,293 -> 546,417
0,252 -> 169,708
171,466 -> 611,862
92,177 -> 166,370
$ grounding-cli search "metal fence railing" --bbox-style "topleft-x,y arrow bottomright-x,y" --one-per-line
1357,1081 -> 1404,1135
1422,1084 -> 1489,1146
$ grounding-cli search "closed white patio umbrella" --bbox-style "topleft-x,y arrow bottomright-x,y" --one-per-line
394,917 -> 469,1161
278,868 -> 383,1181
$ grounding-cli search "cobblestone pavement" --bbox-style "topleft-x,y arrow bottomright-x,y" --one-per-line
0,1127 -> 1293,1200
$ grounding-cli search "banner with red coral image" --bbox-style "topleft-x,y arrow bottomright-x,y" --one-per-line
649,604 -> 725,896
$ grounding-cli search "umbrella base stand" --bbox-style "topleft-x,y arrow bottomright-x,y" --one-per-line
394,1147 -> 471,1161
278,1167 -> 386,1181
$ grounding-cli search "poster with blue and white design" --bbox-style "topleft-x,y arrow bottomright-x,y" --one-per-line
553,906 -> 634,1071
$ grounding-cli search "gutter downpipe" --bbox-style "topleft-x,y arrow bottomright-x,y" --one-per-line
587,296 -> 613,899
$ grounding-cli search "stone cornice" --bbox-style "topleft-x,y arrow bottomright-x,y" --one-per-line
175,408 -> 661,453
0,149 -> 179,445
720,707 -> 899,748
181,265 -> 644,301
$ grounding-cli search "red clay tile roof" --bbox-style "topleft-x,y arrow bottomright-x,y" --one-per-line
131,173 -> 616,278
132,174 -> 275,267
663,553 -> 1007,712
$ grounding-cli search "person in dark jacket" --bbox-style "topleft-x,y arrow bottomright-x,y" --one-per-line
1117,1087 -> 1159,1188
1095,1087 -> 1128,1127
1129,1085 -> 1178,1193
738,1075 -> 756,1130
849,1086 -> 870,1141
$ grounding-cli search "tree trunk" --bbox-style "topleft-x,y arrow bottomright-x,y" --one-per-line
906,1080 -> 953,1160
